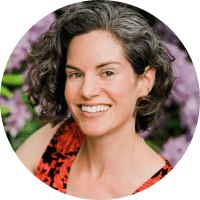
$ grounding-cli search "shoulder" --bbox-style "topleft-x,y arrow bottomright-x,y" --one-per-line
131,139 -> 172,192
133,155 -> 173,194
15,122 -> 62,174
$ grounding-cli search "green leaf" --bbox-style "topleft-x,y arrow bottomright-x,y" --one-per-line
11,120 -> 42,151
145,139 -> 162,153
12,62 -> 27,74
5,57 -> 11,70
0,85 -> 13,98
19,89 -> 29,104
18,89 -> 37,116
19,120 -> 41,138
0,105 -> 11,117
2,74 -> 24,86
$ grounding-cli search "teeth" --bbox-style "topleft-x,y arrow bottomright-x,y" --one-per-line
87,106 -> 92,112
91,106 -> 96,113
81,105 -> 110,113
96,106 -> 101,112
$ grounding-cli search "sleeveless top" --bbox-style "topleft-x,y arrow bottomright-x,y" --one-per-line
35,120 -> 173,195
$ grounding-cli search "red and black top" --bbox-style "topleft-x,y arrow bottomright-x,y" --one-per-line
35,120 -> 172,195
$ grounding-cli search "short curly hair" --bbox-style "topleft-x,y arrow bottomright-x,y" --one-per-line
25,1 -> 175,132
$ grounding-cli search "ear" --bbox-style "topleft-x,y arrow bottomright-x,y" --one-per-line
138,66 -> 156,97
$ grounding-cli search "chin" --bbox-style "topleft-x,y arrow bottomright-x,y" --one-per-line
76,120 -> 111,138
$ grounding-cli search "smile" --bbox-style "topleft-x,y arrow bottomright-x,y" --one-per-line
81,105 -> 111,113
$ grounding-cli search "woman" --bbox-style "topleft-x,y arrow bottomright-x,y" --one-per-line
16,1 -> 174,199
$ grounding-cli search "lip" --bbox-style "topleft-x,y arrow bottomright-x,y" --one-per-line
77,104 -> 111,119
77,103 -> 111,107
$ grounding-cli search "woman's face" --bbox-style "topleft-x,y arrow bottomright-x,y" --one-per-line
65,30 -> 143,137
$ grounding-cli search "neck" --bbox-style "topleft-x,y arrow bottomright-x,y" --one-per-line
79,118 -> 144,179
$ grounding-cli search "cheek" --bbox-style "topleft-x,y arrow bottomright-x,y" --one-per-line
106,83 -> 128,103
64,82 -> 79,106
109,86 -> 124,99
108,79 -> 139,109
110,78 -> 137,96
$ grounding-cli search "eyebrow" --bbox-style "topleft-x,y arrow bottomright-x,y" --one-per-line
65,61 -> 122,71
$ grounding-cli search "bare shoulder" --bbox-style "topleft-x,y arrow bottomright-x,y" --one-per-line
135,138 -> 166,180
142,141 -> 166,176
16,122 -> 62,175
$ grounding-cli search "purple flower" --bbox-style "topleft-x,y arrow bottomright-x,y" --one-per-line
0,91 -> 32,137
28,12 -> 56,44
165,42 -> 199,138
156,19 -> 180,45
161,135 -> 190,167
140,130 -> 150,138
181,96 -> 199,138
6,33 -> 31,73
6,12 -> 56,73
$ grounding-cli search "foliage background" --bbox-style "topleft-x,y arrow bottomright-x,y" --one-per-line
0,1 -> 199,167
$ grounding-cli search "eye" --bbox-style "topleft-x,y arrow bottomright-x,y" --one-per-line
102,71 -> 114,77
69,73 -> 83,78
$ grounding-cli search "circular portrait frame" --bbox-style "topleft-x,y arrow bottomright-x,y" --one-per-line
0,0 -> 200,200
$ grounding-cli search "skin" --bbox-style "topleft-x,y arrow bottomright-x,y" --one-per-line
65,30 -> 142,138
65,30 -> 165,199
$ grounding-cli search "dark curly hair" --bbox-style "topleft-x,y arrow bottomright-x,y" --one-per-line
25,1 -> 175,133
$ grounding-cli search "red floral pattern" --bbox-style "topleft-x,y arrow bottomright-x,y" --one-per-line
35,120 -> 172,194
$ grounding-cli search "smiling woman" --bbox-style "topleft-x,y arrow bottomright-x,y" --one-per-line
16,1 -> 174,199
65,30 -> 146,137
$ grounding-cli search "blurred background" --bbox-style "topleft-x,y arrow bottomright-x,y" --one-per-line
0,1 -> 199,167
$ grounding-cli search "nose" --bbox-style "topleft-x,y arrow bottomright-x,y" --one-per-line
80,75 -> 101,100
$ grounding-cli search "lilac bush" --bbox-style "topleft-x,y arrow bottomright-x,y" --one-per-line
1,12 -> 56,140
156,20 -> 199,166
6,13 -> 56,73
156,19 -> 180,46
0,90 -> 32,138
167,43 -> 199,137
161,135 -> 190,167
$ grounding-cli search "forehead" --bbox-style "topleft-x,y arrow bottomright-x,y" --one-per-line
66,30 -> 127,67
